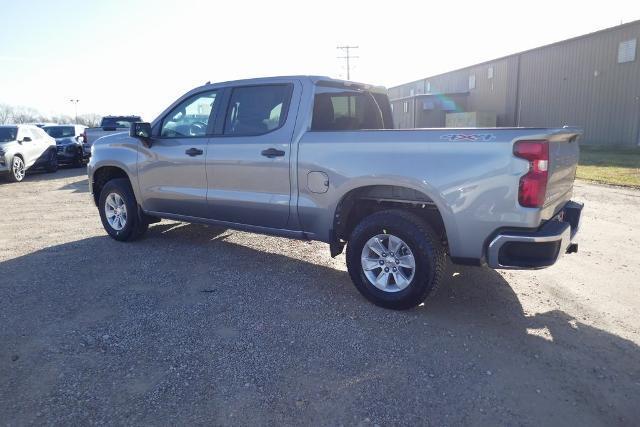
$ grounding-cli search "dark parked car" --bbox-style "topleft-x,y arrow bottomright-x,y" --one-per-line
43,125 -> 89,167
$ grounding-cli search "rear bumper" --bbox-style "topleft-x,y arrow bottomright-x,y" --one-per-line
487,201 -> 583,269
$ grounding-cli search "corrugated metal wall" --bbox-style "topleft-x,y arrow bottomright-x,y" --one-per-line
517,23 -> 640,145
465,58 -> 515,126
391,99 -> 416,128
389,20 -> 640,146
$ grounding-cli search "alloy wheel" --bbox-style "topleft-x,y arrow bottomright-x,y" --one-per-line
12,157 -> 25,181
360,233 -> 416,292
104,192 -> 128,231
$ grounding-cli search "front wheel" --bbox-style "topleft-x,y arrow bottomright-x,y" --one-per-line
346,209 -> 445,310
98,178 -> 148,241
8,156 -> 26,182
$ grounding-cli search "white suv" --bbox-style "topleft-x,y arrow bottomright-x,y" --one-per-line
0,124 -> 58,182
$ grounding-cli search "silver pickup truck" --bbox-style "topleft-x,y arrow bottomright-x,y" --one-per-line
88,76 -> 583,309
83,115 -> 141,151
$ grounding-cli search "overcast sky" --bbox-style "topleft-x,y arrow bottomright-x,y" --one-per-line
1,0 -> 638,120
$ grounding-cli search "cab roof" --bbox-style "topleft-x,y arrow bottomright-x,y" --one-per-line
203,75 -> 387,93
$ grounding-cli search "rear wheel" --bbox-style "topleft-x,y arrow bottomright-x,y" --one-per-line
8,156 -> 26,182
98,178 -> 148,241
346,209 -> 445,310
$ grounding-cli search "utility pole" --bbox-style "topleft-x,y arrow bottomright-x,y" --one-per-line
69,99 -> 80,123
337,45 -> 359,80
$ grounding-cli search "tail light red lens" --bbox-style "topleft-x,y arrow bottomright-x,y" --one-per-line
514,140 -> 549,208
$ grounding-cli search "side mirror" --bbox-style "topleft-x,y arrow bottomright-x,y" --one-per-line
20,136 -> 32,143
130,122 -> 152,139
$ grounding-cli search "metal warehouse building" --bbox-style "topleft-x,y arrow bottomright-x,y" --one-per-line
388,20 -> 640,146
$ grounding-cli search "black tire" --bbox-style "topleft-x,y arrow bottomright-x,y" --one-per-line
72,147 -> 84,168
346,209 -> 446,310
98,178 -> 148,241
7,156 -> 25,182
45,149 -> 58,173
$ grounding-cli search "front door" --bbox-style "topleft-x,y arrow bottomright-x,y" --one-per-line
206,83 -> 298,229
138,90 -> 219,218
22,128 -> 46,167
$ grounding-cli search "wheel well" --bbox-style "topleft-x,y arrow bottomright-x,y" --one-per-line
92,166 -> 130,206
331,185 -> 447,256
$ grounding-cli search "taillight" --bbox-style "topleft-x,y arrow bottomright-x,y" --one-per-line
514,140 -> 549,208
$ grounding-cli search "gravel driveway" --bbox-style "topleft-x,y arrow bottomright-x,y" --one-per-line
1,168 -> 639,426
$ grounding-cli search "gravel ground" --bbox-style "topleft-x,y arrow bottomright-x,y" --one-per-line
0,168 -> 639,426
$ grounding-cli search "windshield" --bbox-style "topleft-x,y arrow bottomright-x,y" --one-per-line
101,117 -> 140,128
44,126 -> 75,138
0,127 -> 18,143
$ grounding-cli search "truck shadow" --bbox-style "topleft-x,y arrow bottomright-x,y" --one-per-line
1,222 -> 638,424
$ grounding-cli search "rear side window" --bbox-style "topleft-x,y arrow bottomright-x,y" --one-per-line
44,126 -> 75,138
311,91 -> 386,131
224,85 -> 291,136
101,117 -> 141,128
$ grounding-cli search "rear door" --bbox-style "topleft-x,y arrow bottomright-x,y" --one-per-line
137,90 -> 220,218
206,83 -> 298,228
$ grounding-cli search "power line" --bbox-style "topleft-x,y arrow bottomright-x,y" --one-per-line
337,45 -> 359,80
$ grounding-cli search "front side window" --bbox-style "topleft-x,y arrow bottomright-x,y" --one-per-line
223,85 -> 291,136
161,91 -> 217,138
312,91 -> 385,131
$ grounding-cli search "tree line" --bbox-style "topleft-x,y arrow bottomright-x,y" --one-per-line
0,104 -> 102,127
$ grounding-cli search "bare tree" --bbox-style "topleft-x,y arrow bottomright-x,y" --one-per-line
0,104 -> 101,126
12,107 -> 40,124
49,114 -> 74,124
0,104 -> 13,124
77,113 -> 102,127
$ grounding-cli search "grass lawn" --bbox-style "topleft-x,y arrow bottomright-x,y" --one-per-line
577,145 -> 640,188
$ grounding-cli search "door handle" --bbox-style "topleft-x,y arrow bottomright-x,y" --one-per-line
261,148 -> 285,158
185,147 -> 204,156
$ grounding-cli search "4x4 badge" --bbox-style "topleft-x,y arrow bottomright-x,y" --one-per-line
440,134 -> 496,142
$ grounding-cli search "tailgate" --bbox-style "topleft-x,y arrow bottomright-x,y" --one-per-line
543,128 -> 581,218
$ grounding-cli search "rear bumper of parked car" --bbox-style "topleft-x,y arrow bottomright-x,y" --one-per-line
487,201 -> 583,269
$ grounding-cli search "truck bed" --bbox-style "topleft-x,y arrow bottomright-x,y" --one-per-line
297,127 -> 580,260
